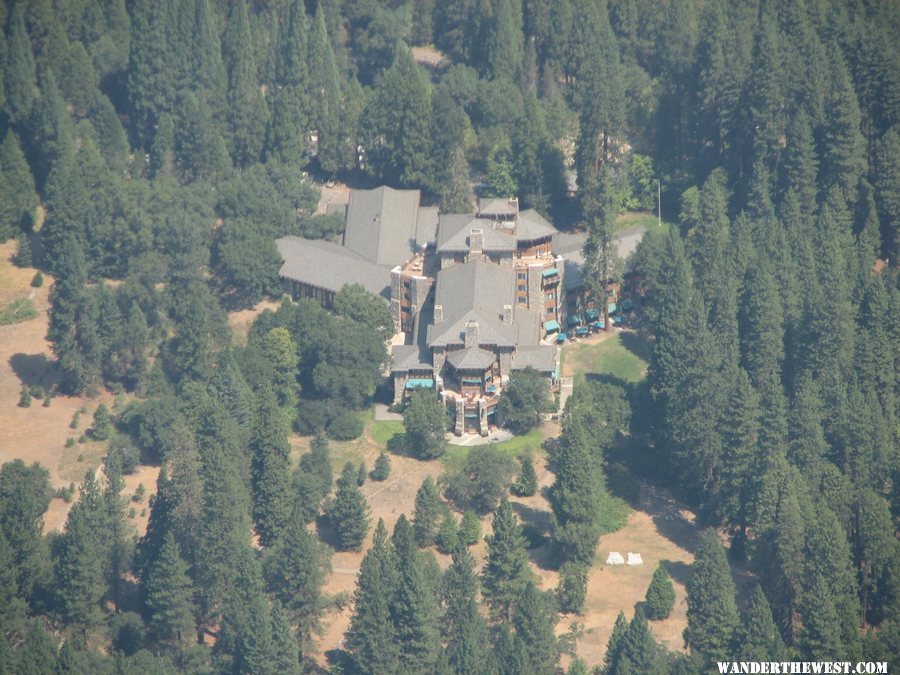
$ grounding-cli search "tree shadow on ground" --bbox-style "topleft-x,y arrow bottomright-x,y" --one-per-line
9,353 -> 57,389
510,501 -> 556,571
660,559 -> 693,588
314,515 -> 343,552
606,470 -> 704,555
618,328 -> 654,363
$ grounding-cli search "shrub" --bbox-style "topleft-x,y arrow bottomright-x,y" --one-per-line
326,411 -> 364,440
371,451 -> 391,481
42,394 -> 51,407
65,437 -> 76,448
107,439 -> 140,475
435,510 -> 459,554
18,387 -> 31,407
356,461 -> 367,486
110,611 -> 145,656
443,446 -> 517,514
70,411 -> 80,429
557,561 -> 589,614
30,272 -> 43,287
404,390 -> 447,459
30,385 -> 44,398
459,510 -> 482,545
53,483 -> 76,503
91,403 -> 113,440
511,455 -> 538,497
644,563 -> 676,620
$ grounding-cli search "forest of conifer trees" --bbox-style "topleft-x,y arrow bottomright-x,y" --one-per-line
0,0 -> 897,672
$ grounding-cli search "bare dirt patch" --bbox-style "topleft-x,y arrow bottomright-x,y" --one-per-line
0,242 -> 154,535
228,299 -> 280,345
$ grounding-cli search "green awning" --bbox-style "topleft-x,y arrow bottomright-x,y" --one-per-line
542,268 -> 559,277
544,319 -> 560,332
406,378 -> 434,389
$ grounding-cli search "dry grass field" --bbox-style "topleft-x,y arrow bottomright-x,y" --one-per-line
0,241 -> 157,535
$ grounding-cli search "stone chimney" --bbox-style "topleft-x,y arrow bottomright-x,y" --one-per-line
464,320 -> 479,348
502,304 -> 513,324
469,228 -> 484,253
434,304 -> 443,324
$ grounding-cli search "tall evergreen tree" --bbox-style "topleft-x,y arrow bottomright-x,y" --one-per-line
250,383 -> 293,547
512,581 -> 558,674
127,0 -> 176,143
739,584 -> 786,661
144,532 -> 195,650
613,609 -> 668,674
222,0 -> 268,167
347,520 -> 400,674
389,515 -> 440,671
684,530 -> 739,662
0,131 -> 37,239
442,542 -> 491,674
308,2 -> 343,175
327,462 -> 370,551
482,497 -> 531,620
264,515 -> 330,652
360,49 -> 435,188
819,47 -> 866,200
4,4 -> 38,125
412,476 -> 444,548
644,563 -> 676,620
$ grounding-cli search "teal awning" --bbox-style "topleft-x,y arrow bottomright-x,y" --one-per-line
544,319 -> 560,332
542,268 -> 559,277
585,308 -> 600,320
406,378 -> 434,389
568,314 -> 582,326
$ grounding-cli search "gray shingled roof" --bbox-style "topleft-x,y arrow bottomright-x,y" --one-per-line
427,260 -> 519,347
343,186 -> 422,265
516,209 -> 557,241
436,214 -> 516,253
446,347 -> 496,370
511,345 -> 558,373
478,197 -> 518,217
391,344 -> 434,372
416,206 -> 439,246
276,236 -> 391,300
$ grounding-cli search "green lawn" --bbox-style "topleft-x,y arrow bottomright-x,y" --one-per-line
562,333 -> 649,384
442,426 -> 545,469
0,297 -> 38,325
613,211 -> 670,234
370,420 -> 404,446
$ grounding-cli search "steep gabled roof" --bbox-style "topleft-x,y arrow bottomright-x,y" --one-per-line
276,236 -> 391,300
511,345 -> 558,373
427,260 -> 518,347
391,344 -> 434,372
436,214 -> 516,253
516,209 -> 557,242
343,186 -> 422,265
446,347 -> 496,370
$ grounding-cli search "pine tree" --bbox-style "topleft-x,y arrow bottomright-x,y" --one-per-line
372,451 -> 391,481
91,403 -> 112,441
347,520 -> 400,674
127,0 -> 176,143
56,471 -> 107,633
15,621 -> 56,675
223,0 -> 268,168
264,515 -> 330,652
512,455 -> 538,497
293,435 -> 333,523
413,476 -> 444,547
684,530 -> 739,662
513,581 -> 558,674
308,2 -> 343,175
739,584 -> 786,661
614,609 -> 668,674
360,49 -> 435,188
404,390 -> 447,459
482,498 -> 531,620
442,542 -> 491,674
144,531 -> 195,650
3,5 -> 38,125
327,463 -> 370,551
484,0 -> 525,83
874,126 -> 900,262
557,561 -> 588,614
440,146 -> 474,214
435,510 -> 459,555
603,610 -> 628,674
269,600 -> 302,675
459,510 -> 481,546
782,108 -> 820,223
0,131 -> 37,239
250,383 -> 293,547
820,47 -> 867,200
645,563 -> 676,620
390,515 -> 440,671
0,532 -> 27,641
494,624 -> 529,675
